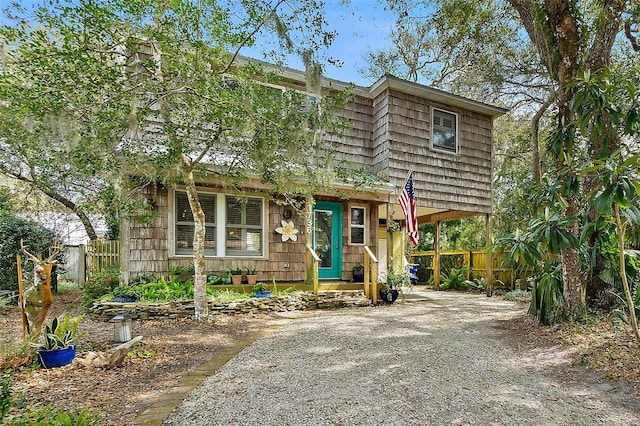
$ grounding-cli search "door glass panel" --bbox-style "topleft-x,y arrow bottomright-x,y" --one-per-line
314,210 -> 333,268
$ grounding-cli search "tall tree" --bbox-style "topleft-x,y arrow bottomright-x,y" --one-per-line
1,0 -> 349,320
369,0 -> 638,316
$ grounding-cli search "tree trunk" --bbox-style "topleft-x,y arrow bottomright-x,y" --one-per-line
560,196 -> 585,317
531,92 -> 555,184
182,165 -> 208,321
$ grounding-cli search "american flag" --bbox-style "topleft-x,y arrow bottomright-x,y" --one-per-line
398,172 -> 419,245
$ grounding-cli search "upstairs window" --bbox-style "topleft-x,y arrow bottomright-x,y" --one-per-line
432,109 -> 458,153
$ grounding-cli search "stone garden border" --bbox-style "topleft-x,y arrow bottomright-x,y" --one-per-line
91,291 -> 371,320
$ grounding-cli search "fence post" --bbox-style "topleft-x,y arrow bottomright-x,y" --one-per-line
78,244 -> 86,285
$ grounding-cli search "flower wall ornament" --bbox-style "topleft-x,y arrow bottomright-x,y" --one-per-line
275,220 -> 299,242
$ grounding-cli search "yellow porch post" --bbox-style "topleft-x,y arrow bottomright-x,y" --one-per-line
486,213 -> 494,297
434,221 -> 441,289
392,231 -> 404,273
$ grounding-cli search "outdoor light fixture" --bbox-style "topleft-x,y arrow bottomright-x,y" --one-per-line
283,208 -> 292,219
110,312 -> 132,343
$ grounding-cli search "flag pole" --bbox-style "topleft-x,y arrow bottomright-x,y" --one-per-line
401,165 -> 415,190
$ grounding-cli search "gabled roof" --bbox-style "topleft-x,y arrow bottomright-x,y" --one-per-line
274,64 -> 509,118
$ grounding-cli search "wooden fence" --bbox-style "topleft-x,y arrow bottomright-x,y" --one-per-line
409,250 -> 530,289
86,240 -> 119,275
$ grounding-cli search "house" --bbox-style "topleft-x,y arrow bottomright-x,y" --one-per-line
122,67 -> 507,291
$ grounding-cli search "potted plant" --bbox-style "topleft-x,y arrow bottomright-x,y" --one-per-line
31,315 -> 83,368
379,268 -> 411,303
352,264 -> 364,282
245,266 -> 258,285
112,285 -> 140,303
252,283 -> 271,298
229,267 -> 243,285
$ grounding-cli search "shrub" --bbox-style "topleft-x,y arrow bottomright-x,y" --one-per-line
0,211 -> 59,293
529,262 -> 563,325
83,267 -> 120,308
439,267 -> 472,291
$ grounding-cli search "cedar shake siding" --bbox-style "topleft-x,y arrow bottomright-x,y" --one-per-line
128,186 -> 382,281
126,70 -> 506,280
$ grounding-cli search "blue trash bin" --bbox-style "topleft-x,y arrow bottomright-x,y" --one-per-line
407,263 -> 419,284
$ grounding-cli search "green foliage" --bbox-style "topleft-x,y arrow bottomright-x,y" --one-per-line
252,283 -> 268,293
1,374 -> 11,421
0,211 -> 59,292
495,229 -> 542,270
504,289 -> 532,302
130,274 -> 158,286
134,277 -> 194,302
112,285 -> 141,299
82,267 -> 119,308
269,278 -> 295,296
380,268 -> 411,292
206,274 -> 226,285
528,207 -> 579,255
9,406 -> 101,426
529,263 -> 564,325
206,288 -> 252,302
439,267 -> 471,291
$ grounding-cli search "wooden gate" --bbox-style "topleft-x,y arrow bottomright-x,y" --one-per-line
86,240 -> 119,275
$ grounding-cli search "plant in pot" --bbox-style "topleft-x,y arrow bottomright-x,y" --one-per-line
352,264 -> 364,282
31,315 -> 84,368
379,268 -> 411,303
252,283 -> 271,298
112,285 -> 140,303
245,266 -> 258,285
228,268 -> 243,285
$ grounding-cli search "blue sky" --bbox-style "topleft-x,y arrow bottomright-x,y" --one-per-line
242,0 -> 398,87
314,0 -> 397,85
2,0 -> 397,86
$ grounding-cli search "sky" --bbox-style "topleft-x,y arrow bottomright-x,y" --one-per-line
299,0 -> 397,86
233,0 -> 399,87
1,0 -> 398,86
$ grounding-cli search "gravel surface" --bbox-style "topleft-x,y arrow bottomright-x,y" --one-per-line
166,290 -> 640,426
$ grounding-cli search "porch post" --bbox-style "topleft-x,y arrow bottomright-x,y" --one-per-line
485,213 -> 493,297
434,221 -> 441,289
386,201 -> 394,273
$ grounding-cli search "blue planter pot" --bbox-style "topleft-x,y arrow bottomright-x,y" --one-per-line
38,344 -> 76,369
379,289 -> 399,303
255,291 -> 272,298
114,295 -> 137,303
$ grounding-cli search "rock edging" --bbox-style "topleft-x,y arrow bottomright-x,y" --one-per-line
90,291 -> 371,320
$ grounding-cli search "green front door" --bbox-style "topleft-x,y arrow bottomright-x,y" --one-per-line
313,201 -> 343,279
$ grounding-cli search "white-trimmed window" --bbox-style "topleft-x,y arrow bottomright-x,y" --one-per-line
226,196 -> 263,256
174,191 -> 264,257
432,108 -> 458,153
175,192 -> 217,256
349,206 -> 366,245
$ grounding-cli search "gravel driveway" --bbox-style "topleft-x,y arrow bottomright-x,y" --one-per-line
166,290 -> 640,425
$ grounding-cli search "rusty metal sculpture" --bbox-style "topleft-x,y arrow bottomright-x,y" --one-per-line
18,240 -> 64,338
